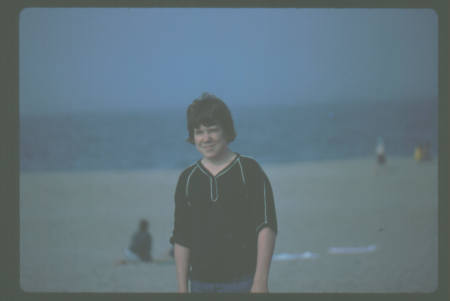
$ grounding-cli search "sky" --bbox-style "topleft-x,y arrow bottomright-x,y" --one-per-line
19,8 -> 438,114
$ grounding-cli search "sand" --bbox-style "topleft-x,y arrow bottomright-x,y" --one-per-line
19,157 -> 438,293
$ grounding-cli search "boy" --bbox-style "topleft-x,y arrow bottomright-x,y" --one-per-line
170,93 -> 277,293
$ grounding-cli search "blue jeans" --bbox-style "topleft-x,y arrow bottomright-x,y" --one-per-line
190,275 -> 253,293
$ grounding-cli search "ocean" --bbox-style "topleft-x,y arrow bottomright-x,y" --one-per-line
20,100 -> 438,171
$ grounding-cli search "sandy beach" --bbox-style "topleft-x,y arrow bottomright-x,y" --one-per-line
19,156 -> 438,293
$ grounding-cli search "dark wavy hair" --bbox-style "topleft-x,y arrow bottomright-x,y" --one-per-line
186,93 -> 236,144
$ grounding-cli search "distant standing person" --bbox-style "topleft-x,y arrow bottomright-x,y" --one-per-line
376,137 -> 386,165
120,219 -> 153,264
170,93 -> 278,293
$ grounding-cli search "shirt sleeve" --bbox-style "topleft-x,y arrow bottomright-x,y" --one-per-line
169,173 -> 192,248
251,164 -> 278,235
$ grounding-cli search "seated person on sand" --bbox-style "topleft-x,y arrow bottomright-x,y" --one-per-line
118,219 -> 153,264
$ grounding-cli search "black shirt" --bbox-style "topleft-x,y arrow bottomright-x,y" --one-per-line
170,153 -> 277,282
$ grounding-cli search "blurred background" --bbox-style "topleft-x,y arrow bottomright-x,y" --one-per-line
19,8 -> 438,172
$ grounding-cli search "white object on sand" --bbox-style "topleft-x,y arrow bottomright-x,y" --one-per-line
272,252 -> 320,261
328,244 -> 377,254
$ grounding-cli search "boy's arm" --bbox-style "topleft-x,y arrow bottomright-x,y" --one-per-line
251,226 -> 276,293
248,164 -> 277,293
174,243 -> 191,293
171,172 -> 192,292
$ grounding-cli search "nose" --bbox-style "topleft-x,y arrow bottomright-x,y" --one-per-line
202,132 -> 212,142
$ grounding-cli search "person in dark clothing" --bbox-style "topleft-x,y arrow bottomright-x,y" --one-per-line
170,93 -> 277,293
120,219 -> 152,264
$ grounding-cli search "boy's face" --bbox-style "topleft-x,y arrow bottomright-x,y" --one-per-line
193,124 -> 229,160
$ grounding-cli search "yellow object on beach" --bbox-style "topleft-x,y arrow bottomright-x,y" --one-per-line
414,147 -> 423,162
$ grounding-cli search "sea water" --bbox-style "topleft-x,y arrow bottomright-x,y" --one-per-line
20,100 -> 438,171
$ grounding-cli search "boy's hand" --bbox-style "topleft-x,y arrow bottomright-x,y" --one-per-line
250,281 -> 268,293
